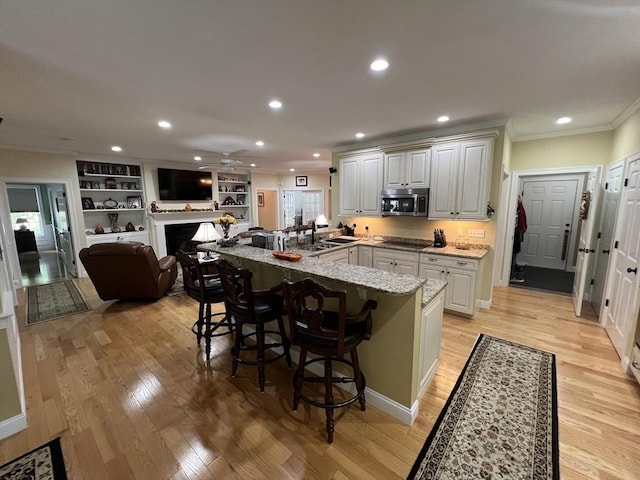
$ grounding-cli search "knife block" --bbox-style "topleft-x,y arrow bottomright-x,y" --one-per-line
433,233 -> 447,248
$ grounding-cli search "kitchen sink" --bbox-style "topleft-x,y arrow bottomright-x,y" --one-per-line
327,237 -> 359,244
300,243 -> 338,252
382,241 -> 427,250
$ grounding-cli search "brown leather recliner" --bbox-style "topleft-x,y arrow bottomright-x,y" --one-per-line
79,242 -> 178,301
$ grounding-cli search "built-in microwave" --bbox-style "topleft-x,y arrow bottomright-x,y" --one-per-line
380,188 -> 429,217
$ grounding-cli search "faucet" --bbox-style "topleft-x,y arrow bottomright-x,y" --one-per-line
311,221 -> 316,244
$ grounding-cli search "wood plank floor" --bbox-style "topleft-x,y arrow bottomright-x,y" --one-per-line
1,279 -> 639,479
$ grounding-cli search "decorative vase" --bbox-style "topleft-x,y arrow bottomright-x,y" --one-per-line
125,222 -> 135,232
221,222 -> 230,239
108,212 -> 120,233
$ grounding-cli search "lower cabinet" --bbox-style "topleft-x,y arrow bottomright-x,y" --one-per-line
419,254 -> 479,316
418,290 -> 444,397
372,249 -> 419,276
317,248 -> 349,263
347,246 -> 359,265
358,245 -> 373,267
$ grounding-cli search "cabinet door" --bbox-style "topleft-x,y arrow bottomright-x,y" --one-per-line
339,156 -> 360,215
429,143 -> 459,218
419,264 -> 444,282
383,153 -> 406,189
445,268 -> 477,315
347,246 -> 358,265
359,154 -> 383,215
372,258 -> 395,272
319,248 -> 349,263
395,260 -> 418,276
358,246 -> 373,267
406,150 -> 430,189
457,139 -> 492,219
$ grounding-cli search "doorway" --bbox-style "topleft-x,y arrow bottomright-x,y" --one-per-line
282,189 -> 324,229
5,182 -> 76,286
507,171 -> 586,296
256,189 -> 278,231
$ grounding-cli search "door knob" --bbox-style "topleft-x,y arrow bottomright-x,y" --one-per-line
627,267 -> 638,274
602,249 -> 610,254
578,248 -> 585,252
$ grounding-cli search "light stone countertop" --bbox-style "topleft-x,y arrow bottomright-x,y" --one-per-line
200,243 -> 427,296
422,279 -> 448,307
345,239 -> 488,259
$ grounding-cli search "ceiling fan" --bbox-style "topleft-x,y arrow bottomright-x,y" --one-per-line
198,150 -> 249,171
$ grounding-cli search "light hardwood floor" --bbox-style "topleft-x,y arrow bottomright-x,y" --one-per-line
1,279 -> 639,479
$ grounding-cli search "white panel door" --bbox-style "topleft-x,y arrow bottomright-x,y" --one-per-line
383,153 -> 405,189
572,167 -> 602,316
339,157 -> 360,215
520,178 -> 579,269
360,154 -> 382,215
604,155 -> 640,359
457,140 -> 491,219
406,150 -> 430,189
591,162 -> 624,316
445,268 -> 476,315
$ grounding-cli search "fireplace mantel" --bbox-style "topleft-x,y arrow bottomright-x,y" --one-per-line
148,212 -> 250,257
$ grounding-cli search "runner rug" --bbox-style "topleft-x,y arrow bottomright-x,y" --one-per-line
408,334 -> 559,480
0,437 -> 67,479
27,280 -> 90,325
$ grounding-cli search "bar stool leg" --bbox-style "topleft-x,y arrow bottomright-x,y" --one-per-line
325,358 -> 335,443
351,349 -> 366,411
277,315 -> 292,367
232,323 -> 242,377
196,302 -> 205,346
204,302 -> 213,359
293,349 -> 307,411
256,323 -> 266,392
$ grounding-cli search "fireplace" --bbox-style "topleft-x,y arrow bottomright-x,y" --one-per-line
164,223 -> 201,255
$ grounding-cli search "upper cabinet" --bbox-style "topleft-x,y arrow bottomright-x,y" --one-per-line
383,149 -> 430,189
429,138 -> 493,220
76,160 -> 149,243
339,152 -> 383,216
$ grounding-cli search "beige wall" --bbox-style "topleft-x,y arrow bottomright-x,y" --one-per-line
511,131 -> 613,171
0,329 -> 21,421
610,108 -> 640,162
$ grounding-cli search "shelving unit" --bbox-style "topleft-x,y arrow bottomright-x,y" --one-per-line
216,173 -> 251,224
76,160 -> 149,244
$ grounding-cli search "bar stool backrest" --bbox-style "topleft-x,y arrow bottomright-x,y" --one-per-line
214,258 -> 254,316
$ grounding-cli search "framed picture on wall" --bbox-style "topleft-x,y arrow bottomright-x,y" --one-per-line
257,191 -> 264,207
127,196 -> 142,208
81,197 -> 95,210
295,176 -> 308,187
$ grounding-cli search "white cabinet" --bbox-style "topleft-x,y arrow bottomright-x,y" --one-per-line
347,246 -> 358,265
418,290 -> 444,397
383,149 -> 430,189
317,248 -> 349,263
429,138 -> 493,220
339,152 -> 383,216
372,249 -> 419,276
76,160 -> 149,245
419,253 -> 479,316
358,245 -> 373,267
216,173 -> 251,225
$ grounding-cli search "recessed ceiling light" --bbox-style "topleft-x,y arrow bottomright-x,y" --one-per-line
255,140 -> 264,146
556,116 -> 572,125
269,99 -> 283,109
355,132 -> 365,139
313,152 -> 320,158
111,146 -> 122,152
194,156 -> 202,161
158,120 -> 172,129
289,168 -> 295,172
370,58 -> 389,71
437,115 -> 450,123
250,163 -> 256,167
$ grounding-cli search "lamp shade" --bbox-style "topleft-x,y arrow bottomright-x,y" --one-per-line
315,214 -> 329,228
191,222 -> 222,242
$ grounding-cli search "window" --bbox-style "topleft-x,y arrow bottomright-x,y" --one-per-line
8,185 -> 45,236
283,189 -> 323,228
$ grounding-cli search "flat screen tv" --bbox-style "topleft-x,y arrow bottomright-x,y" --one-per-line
158,168 -> 213,201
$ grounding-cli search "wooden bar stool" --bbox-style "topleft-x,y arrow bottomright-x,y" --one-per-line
214,258 -> 292,392
176,251 -> 233,358
282,277 -> 377,443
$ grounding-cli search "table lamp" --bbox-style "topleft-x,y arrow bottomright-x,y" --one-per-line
16,217 -> 29,231
315,214 -> 329,228
191,222 -> 222,259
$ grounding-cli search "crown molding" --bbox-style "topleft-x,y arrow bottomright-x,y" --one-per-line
611,96 -> 640,129
512,124 -> 614,142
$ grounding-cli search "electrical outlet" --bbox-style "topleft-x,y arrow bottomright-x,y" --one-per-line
468,229 -> 485,238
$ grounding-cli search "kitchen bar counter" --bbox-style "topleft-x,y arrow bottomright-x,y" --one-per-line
200,242 -> 447,424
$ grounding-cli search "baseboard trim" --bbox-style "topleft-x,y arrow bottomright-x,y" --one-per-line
0,413 -> 27,440
476,299 -> 492,309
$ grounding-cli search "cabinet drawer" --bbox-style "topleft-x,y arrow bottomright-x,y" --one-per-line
374,248 -> 419,264
420,253 -> 478,271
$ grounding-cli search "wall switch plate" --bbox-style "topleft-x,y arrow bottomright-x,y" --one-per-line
468,229 -> 485,238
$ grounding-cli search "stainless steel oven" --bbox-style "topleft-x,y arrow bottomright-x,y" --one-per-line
380,188 -> 429,217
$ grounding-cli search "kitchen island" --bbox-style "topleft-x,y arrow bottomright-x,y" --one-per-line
200,243 -> 446,424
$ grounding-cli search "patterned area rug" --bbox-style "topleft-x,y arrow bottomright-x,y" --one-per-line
27,280 -> 90,325
0,437 -> 67,479
408,334 -> 558,480
167,268 -> 186,296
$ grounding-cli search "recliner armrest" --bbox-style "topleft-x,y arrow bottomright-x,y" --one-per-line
158,255 -> 177,272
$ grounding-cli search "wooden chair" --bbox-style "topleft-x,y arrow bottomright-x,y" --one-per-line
282,277 -> 377,443
214,258 -> 292,392
176,251 -> 233,358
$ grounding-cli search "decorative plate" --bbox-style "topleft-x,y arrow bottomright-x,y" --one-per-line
103,198 -> 118,208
